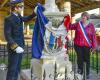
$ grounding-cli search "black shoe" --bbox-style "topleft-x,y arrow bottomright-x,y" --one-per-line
77,69 -> 83,74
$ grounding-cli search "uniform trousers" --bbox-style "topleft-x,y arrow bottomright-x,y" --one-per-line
6,49 -> 23,80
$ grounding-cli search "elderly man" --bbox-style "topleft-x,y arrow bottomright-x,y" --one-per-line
4,0 -> 36,80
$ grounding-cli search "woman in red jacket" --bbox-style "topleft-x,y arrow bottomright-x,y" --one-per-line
64,12 -> 97,79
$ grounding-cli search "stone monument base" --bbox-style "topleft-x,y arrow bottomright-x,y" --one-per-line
30,51 -> 75,80
21,69 -> 31,80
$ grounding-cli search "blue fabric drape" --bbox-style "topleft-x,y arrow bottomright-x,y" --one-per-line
32,3 -> 49,59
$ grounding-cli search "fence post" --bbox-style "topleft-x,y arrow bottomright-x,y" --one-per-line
43,69 -> 46,80
74,55 -> 77,80
96,49 -> 99,74
54,62 -> 57,80
83,62 -> 87,80
65,66 -> 67,80
26,42 -> 29,68
3,45 -> 6,63
91,52 -> 95,69
31,67 -> 32,80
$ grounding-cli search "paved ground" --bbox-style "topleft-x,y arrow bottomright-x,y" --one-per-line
87,70 -> 100,80
20,69 -> 100,80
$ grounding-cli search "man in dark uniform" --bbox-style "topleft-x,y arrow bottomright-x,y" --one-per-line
4,0 -> 36,80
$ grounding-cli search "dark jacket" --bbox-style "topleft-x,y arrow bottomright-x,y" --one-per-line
4,13 -> 35,50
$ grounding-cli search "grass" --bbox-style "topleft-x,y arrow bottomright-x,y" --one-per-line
0,53 -> 32,69
0,50 -> 100,72
68,49 -> 100,71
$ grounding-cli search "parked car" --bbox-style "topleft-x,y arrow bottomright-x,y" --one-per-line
94,23 -> 100,45
94,23 -> 100,36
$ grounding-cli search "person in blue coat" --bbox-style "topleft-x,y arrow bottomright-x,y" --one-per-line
4,0 -> 36,80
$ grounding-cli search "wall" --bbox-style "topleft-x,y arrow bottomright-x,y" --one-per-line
0,11 -> 8,42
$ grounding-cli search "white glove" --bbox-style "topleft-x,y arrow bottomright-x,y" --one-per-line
34,6 -> 38,14
15,46 -> 24,53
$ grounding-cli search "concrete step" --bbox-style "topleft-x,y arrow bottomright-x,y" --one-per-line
87,70 -> 100,80
20,69 -> 100,80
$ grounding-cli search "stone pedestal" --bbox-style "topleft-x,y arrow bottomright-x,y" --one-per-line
30,50 -> 75,80
30,0 -> 75,80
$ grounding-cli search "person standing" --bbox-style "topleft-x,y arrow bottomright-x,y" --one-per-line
4,0 -> 36,80
63,12 -> 97,79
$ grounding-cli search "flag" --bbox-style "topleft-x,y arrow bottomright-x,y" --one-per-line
48,33 -> 55,49
32,3 -> 51,59
64,15 -> 71,30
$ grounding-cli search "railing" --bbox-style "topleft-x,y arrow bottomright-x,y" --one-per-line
67,42 -> 100,74
0,42 -> 100,80
0,43 -> 31,69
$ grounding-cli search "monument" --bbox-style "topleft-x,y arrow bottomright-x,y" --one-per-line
31,0 -> 75,80
21,0 -> 82,80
